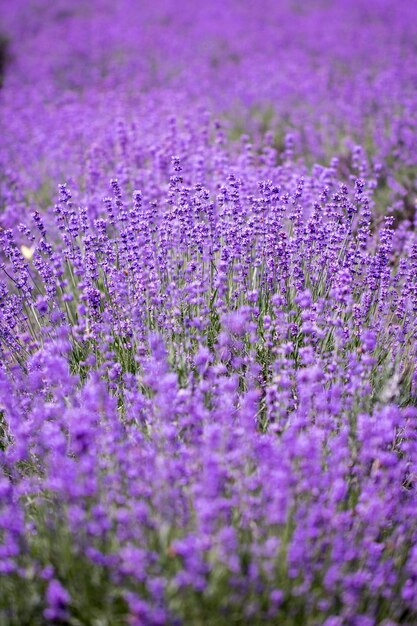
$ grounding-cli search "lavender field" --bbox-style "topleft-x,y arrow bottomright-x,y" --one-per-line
1,1 -> 417,624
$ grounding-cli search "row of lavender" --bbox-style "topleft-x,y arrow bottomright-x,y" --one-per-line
2,0 -> 417,226
1,1 -> 417,624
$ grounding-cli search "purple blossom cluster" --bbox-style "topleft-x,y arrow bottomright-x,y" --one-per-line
1,1 -> 417,624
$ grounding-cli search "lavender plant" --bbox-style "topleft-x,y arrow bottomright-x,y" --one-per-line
1,1 -> 417,625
